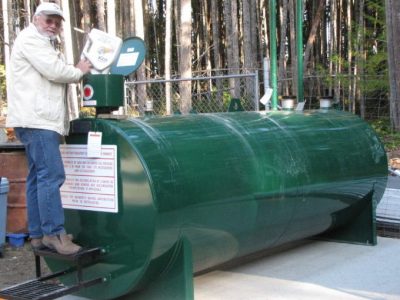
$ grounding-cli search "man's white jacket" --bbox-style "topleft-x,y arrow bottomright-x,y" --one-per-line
6,23 -> 83,135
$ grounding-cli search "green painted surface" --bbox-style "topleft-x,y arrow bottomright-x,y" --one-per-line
296,0 -> 304,102
51,110 -> 386,299
82,74 -> 124,109
228,98 -> 245,112
269,0 -> 278,110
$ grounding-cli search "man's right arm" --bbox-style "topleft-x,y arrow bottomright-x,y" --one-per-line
75,58 -> 92,75
21,35 -> 90,83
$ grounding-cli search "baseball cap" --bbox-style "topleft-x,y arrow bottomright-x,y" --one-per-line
35,2 -> 64,20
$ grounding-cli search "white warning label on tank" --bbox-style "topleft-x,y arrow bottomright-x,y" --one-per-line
60,144 -> 118,213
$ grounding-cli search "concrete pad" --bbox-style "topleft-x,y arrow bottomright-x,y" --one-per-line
387,176 -> 400,189
377,188 -> 400,224
194,237 -> 400,300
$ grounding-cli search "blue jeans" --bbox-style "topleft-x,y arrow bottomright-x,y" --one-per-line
14,128 -> 66,238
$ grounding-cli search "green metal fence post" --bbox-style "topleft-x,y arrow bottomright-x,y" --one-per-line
296,0 -> 304,102
269,0 -> 278,110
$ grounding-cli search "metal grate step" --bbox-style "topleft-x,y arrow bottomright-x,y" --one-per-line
0,278 -> 70,300
0,276 -> 104,300
0,247 -> 104,300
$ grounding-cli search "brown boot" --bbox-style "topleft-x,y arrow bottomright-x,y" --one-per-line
31,234 -> 74,250
42,234 -> 82,255
30,238 -> 44,250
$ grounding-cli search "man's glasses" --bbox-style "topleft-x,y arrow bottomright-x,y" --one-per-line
44,17 -> 62,28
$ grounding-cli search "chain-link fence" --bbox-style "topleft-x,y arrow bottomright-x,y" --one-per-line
125,73 -> 259,116
123,70 -> 388,120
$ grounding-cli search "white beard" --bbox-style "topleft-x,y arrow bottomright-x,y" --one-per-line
34,24 -> 57,40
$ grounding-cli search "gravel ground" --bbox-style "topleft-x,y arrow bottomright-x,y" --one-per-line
0,241 -> 51,290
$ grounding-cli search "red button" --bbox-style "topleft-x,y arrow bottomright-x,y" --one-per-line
83,85 -> 93,99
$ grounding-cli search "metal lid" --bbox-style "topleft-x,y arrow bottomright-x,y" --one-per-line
281,98 -> 296,110
319,98 -> 333,109
110,37 -> 146,76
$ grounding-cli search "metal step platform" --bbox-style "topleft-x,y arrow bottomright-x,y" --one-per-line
0,247 -> 104,300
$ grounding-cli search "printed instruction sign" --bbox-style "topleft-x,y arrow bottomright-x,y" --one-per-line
87,131 -> 103,158
60,144 -> 118,213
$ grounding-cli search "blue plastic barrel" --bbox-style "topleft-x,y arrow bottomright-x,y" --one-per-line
0,178 -> 9,255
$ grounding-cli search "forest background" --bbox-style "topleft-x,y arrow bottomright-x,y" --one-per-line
0,0 -> 399,152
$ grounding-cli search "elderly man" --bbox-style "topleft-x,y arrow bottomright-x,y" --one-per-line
6,2 -> 92,255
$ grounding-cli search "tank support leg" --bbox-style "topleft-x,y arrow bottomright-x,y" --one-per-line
127,237 -> 194,300
318,190 -> 377,245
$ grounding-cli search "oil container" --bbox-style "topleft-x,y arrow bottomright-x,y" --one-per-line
82,74 -> 124,113
49,110 -> 387,299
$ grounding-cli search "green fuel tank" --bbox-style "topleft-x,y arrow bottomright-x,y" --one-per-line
52,110 -> 387,299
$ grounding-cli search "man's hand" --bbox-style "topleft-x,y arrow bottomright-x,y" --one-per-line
76,58 -> 92,74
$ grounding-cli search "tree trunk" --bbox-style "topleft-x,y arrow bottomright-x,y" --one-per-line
211,0 -> 221,71
6,0 -> 14,42
303,1 -> 326,73
230,0 -> 240,97
70,0 -> 82,58
23,0 -> 31,27
211,0 -> 223,108
288,0 -> 297,96
96,0 -> 105,31
133,0 -> 146,114
328,0 -> 335,98
243,0 -> 255,70
260,0 -> 269,58
242,0 -> 255,100
129,0 -> 135,36
223,0 -> 240,98
1,0 -> 10,113
175,0 -> 181,70
278,0 -> 288,95
107,0 -> 116,35
335,0 -> 342,106
250,0 -> 258,66
356,0 -> 365,117
179,0 -> 192,113
347,0 -> 353,113
149,0 -> 161,76
82,0 -> 91,32
201,0 -> 212,105
202,0 -> 211,75
385,0 -> 400,130
2,0 -> 9,70
165,0 -> 173,115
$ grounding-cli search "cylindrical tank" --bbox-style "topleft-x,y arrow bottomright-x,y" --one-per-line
52,110 -> 387,299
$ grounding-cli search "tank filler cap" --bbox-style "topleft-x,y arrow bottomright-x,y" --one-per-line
281,96 -> 296,111
319,97 -> 333,109
81,30 -> 146,77
110,37 -> 146,76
